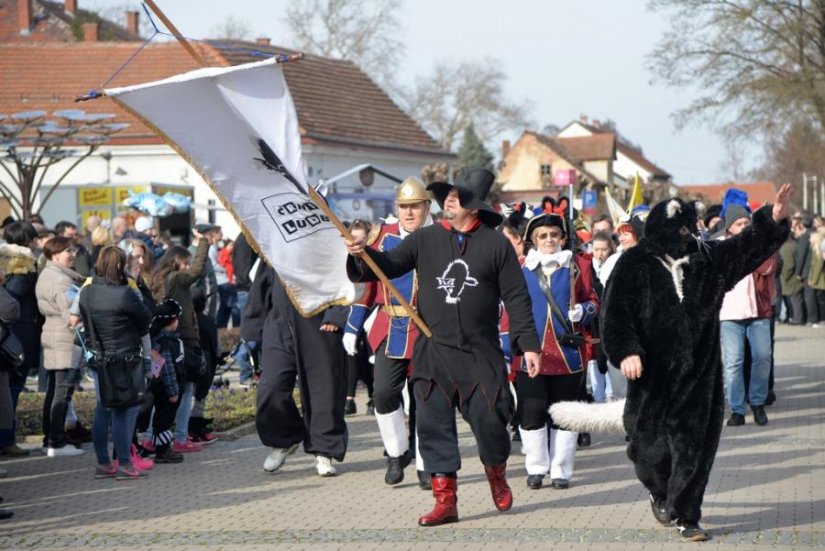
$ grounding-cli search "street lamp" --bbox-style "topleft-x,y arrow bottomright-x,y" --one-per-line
0,109 -> 128,220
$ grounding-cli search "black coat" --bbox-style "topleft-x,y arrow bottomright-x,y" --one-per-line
232,232 -> 258,292
79,278 -> 152,354
347,221 -> 539,406
601,205 -> 788,522
4,271 -> 43,370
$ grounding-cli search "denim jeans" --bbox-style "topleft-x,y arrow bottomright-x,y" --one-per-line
174,382 -> 195,443
234,340 -> 259,384
91,372 -> 138,466
42,368 -> 80,448
216,284 -> 239,328
587,360 -> 613,403
721,318 -> 772,415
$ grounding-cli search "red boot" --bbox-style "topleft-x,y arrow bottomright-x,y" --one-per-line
418,475 -> 458,526
484,464 -> 513,511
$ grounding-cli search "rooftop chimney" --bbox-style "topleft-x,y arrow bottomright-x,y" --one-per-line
83,21 -> 99,42
125,10 -> 139,34
502,139 -> 511,159
255,37 -> 271,45
18,0 -> 33,35
65,0 -> 77,14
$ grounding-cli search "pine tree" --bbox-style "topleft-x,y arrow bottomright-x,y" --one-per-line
457,123 -> 494,170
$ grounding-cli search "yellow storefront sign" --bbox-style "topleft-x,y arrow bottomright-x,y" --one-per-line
115,186 -> 149,204
78,187 -> 112,207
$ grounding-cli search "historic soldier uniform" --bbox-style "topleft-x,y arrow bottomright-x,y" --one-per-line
517,214 -> 599,490
344,177 -> 431,487
347,167 -> 540,526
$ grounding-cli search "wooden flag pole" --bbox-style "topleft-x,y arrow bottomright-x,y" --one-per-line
307,186 -> 432,338
144,1 -> 431,337
143,0 -> 209,68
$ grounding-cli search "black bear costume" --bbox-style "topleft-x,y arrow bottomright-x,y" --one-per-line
601,195 -> 789,539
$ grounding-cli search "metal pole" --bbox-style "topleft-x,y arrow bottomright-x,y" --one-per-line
803,173 -> 808,210
821,180 -> 824,216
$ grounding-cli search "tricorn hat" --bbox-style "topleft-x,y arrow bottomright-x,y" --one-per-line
427,167 -> 503,227
523,213 -> 567,247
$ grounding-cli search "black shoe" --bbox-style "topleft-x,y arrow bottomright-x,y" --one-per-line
344,399 -> 357,416
752,405 -> 769,426
366,399 -> 375,415
417,470 -> 432,490
577,432 -> 591,447
511,430 -> 521,442
527,474 -> 544,489
765,390 -> 776,406
154,448 -> 184,464
675,519 -> 709,541
384,449 -> 412,485
726,413 -> 745,426
550,478 -> 569,489
649,494 -> 671,525
0,508 -> 13,520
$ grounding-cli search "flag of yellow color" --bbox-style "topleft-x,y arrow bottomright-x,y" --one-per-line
626,173 -> 644,215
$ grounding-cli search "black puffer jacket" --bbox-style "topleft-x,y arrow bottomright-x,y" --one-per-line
78,278 -> 152,354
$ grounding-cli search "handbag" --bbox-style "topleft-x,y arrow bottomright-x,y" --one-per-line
82,286 -> 146,408
0,321 -> 25,371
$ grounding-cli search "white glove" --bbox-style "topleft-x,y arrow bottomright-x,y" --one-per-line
568,304 -> 584,323
342,332 -> 358,356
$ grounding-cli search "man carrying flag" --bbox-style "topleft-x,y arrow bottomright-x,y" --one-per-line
345,167 -> 541,526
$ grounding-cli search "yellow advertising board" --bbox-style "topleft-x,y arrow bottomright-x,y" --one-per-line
78,187 -> 112,207
115,186 -> 149,204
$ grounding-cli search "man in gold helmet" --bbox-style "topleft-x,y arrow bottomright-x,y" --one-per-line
342,176 -> 432,488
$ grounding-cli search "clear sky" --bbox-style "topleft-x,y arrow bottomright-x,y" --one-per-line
91,0 -> 747,184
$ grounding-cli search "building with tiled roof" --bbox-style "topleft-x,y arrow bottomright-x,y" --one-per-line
496,130 -> 615,207
0,1 -> 452,229
677,182 -> 777,208
558,118 -> 672,184
0,0 -> 141,42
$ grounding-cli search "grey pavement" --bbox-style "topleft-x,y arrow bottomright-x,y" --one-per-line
0,324 -> 823,550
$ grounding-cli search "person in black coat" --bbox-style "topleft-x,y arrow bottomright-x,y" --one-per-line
600,185 -> 792,541
0,221 -> 42,456
246,262 -> 348,477
345,168 -> 541,527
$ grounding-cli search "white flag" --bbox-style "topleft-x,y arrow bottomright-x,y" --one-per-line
107,57 -> 360,316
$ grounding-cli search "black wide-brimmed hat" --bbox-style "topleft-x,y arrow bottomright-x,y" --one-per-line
427,167 -> 503,227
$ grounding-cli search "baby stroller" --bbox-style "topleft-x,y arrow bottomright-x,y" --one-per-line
213,338 -> 260,388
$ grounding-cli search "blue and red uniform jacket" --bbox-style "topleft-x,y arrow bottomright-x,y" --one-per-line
521,253 -> 599,376
344,223 -> 419,360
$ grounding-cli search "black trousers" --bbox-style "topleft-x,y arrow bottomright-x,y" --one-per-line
372,344 -> 410,414
803,284 -> 819,323
255,317 -> 348,461
414,379 -> 511,474
42,368 -> 79,448
516,371 -> 583,430
150,380 -> 181,452
345,334 -> 374,399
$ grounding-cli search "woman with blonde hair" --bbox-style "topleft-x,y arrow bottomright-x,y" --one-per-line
90,226 -> 114,269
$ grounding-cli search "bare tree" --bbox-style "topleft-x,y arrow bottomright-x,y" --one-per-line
753,115 -> 825,186
648,0 -> 825,139
401,58 -> 533,152
211,15 -> 252,40
718,141 -> 748,182
284,0 -> 404,91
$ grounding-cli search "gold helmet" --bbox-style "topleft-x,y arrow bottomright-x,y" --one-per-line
395,177 -> 431,205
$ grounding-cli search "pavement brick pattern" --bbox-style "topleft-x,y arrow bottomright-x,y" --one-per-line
0,325 -> 823,550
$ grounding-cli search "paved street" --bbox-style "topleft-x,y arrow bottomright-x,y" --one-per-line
0,324 -> 823,550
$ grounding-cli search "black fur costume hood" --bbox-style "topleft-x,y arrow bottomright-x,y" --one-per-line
639,198 -> 705,259
601,202 -> 788,524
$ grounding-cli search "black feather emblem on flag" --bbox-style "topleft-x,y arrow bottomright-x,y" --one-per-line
253,137 -> 307,196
